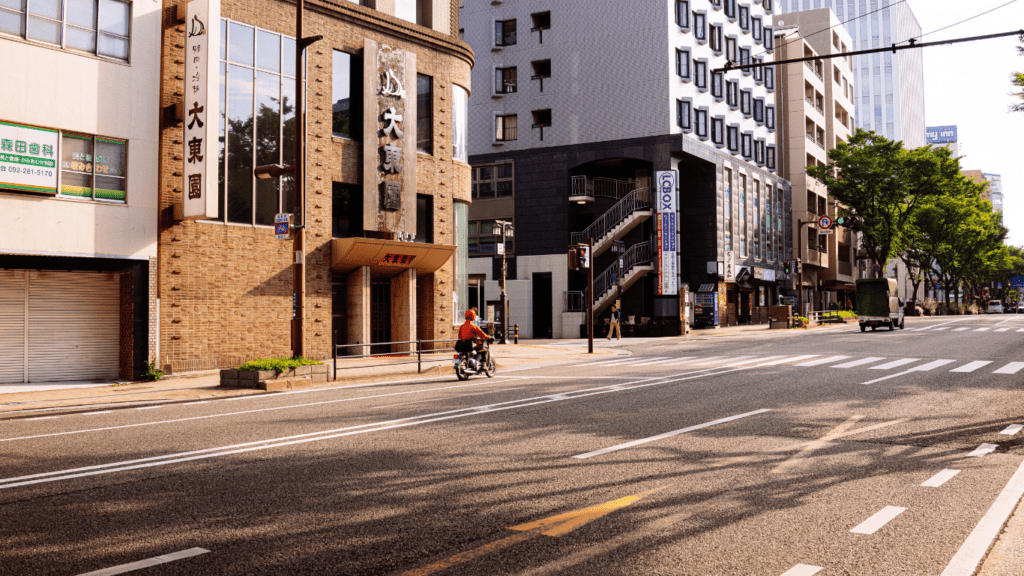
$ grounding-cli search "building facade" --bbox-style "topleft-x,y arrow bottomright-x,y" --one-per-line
460,0 -> 791,338
157,0 -> 472,372
984,173 -> 1003,213
775,0 -> 924,148
774,9 -> 858,313
0,0 -> 159,384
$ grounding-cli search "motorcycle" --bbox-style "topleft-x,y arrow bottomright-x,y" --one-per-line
453,338 -> 496,380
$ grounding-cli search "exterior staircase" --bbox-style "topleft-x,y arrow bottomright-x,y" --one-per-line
569,178 -> 653,258
588,241 -> 655,315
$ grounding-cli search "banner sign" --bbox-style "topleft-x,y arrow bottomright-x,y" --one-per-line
0,122 -> 58,195
183,0 -> 221,219
655,170 -> 678,296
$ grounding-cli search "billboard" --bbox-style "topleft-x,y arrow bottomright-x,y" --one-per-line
0,122 -> 58,195
655,170 -> 678,296
925,125 -> 957,144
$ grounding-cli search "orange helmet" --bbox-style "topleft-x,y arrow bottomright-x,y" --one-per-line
465,310 -> 476,320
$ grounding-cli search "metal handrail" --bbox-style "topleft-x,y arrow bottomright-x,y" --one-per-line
570,176 -> 637,200
569,186 -> 652,246
332,338 -> 460,378
587,241 -> 654,304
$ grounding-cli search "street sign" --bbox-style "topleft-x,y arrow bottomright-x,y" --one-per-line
1010,276 -> 1024,288
496,243 -> 505,255
818,215 -> 833,230
997,282 -> 1003,289
819,229 -> 834,235
274,213 -> 292,239
872,264 -> 881,272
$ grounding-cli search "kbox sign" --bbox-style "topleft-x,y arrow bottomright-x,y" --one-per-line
655,170 -> 678,296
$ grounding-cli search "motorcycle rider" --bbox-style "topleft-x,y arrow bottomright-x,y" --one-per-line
458,310 -> 490,368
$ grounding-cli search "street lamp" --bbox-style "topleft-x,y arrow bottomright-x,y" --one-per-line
493,220 -> 514,344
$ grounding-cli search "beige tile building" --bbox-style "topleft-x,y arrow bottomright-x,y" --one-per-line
774,8 -> 857,314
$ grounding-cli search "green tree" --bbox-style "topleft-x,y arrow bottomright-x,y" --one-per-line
1012,34 -> 1024,113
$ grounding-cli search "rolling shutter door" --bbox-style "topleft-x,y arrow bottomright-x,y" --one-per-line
27,271 -> 120,383
0,271 -> 27,384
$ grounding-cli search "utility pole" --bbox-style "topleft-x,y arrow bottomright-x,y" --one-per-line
587,237 -> 594,354
494,220 -> 514,344
796,219 -> 817,318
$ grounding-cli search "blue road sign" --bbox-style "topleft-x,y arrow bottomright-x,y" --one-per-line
1010,276 -> 1024,288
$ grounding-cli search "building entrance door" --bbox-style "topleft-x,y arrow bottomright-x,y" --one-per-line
532,273 -> 552,338
371,279 -> 392,354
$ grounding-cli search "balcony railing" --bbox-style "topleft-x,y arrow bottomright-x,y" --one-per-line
570,176 -> 637,200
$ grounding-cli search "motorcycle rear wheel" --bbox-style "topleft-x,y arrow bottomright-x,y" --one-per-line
455,360 -> 470,380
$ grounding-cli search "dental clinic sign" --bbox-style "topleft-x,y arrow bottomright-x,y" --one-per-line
655,170 -> 678,296
0,122 -> 58,195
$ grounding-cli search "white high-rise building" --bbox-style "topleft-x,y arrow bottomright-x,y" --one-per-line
984,173 -> 1004,213
775,0 -> 925,148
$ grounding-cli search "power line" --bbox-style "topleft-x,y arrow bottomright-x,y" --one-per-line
895,0 -> 1020,45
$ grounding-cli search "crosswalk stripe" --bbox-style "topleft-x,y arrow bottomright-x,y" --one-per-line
951,361 -> 993,373
871,358 -> 920,370
601,357 -> 669,367
569,357 -> 650,368
1000,424 -> 1023,435
796,355 -> 852,366
833,357 -> 886,368
954,327 -> 970,332
636,357 -> 692,367
934,327 -> 951,331
750,355 -> 817,367
994,362 -> 1024,375
681,356 -> 727,366
1018,328 -> 1024,333
921,469 -> 961,487
996,328 -> 1010,332
975,328 -> 991,332
967,443 -> 998,457
912,326 -> 932,331
909,359 -> 956,372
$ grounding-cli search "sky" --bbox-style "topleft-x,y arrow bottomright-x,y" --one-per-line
904,0 -> 1024,244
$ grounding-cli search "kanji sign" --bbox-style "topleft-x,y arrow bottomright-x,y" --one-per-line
182,0 -> 220,219
379,253 -> 417,266
0,122 -> 58,195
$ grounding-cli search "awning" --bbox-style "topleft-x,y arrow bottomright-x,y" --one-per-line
331,238 -> 457,278
697,283 -> 717,292
822,280 -> 857,291
735,268 -> 755,290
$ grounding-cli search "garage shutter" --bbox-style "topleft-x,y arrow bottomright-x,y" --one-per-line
27,271 -> 120,383
0,271 -> 27,384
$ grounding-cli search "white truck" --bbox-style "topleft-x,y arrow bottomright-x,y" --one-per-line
856,278 -> 905,332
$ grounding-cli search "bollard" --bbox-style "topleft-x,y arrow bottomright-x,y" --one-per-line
514,324 -> 519,345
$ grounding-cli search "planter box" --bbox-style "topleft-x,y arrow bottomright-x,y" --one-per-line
221,364 -> 328,391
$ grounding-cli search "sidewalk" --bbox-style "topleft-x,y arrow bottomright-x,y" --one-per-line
0,342 -> 623,417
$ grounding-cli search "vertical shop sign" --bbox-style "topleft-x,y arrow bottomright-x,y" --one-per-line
655,170 -> 678,295
183,0 -> 221,219
0,122 -> 58,195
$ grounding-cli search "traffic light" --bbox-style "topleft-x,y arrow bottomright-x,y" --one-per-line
784,262 -> 792,275
568,245 -> 590,271
836,215 -> 863,227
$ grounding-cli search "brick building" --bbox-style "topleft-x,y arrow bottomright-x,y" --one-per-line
158,0 -> 472,372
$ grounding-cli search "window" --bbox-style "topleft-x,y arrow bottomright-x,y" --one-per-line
469,220 -> 513,255
739,4 -> 749,30
495,114 -> 517,141
753,98 -> 764,123
453,85 -> 468,162
472,163 -> 513,199
58,132 -> 127,202
332,50 -> 364,140
676,48 -> 691,80
530,11 -> 550,31
724,168 -> 733,250
677,98 -> 693,132
741,132 -> 752,158
753,56 -> 763,82
725,36 -> 738,64
416,194 -> 433,243
726,80 -> 738,108
740,89 -> 752,116
724,0 -> 736,19
495,66 -> 517,94
739,47 -> 751,75
1,0 -> 131,61
219,21 -> 303,225
711,116 -> 725,146
752,16 -> 762,43
765,66 -> 775,90
755,139 -> 765,165
531,109 -> 551,140
417,74 -> 432,153
711,0 -> 722,7
764,0 -> 773,12
332,182 -> 362,238
764,26 -> 774,51
694,58 -> 708,91
495,19 -> 516,46
766,105 -> 776,130
710,24 -> 723,53
766,145 -> 777,170
532,60 -> 551,91
694,107 -> 709,139
711,70 -> 724,100
675,0 -> 690,29
693,11 -> 707,42
727,124 -> 739,153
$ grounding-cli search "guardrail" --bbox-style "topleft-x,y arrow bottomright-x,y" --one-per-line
333,338 -> 459,378
810,310 -> 851,324
569,187 -> 652,246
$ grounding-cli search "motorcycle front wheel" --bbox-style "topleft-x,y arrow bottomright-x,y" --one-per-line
483,355 -> 496,377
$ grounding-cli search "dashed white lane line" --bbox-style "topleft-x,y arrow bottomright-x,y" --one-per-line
27,416 -> 58,421
571,408 -> 773,459
183,401 -> 210,405
871,358 -> 920,370
951,361 -> 993,373
994,362 -> 1024,375
795,355 -> 852,366
834,357 -> 886,368
996,328 -> 1010,332
935,327 -> 951,331
635,357 -> 696,367
954,327 -> 971,332
1018,328 -> 1024,333
76,547 -> 210,576
922,469 -> 961,488
780,565 -> 823,576
82,411 -> 112,416
136,406 -> 163,410
1000,424 -> 1024,435
975,328 -> 991,332
967,444 -> 999,458
850,506 -> 907,535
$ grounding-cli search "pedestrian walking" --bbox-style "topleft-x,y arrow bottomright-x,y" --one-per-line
607,305 -> 621,340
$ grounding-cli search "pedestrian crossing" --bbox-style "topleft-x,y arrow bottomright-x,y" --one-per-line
563,353 -> 1024,376
908,324 -> 1024,334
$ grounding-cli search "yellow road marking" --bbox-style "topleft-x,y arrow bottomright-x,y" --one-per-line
398,486 -> 666,576
772,415 -> 909,474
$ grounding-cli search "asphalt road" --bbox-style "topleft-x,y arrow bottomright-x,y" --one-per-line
3,314 -> 1024,576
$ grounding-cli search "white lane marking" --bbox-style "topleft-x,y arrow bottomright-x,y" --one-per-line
1018,328 -> 1024,333
136,406 -> 163,410
796,355 -> 852,366
833,357 -> 886,368
567,357 -> 644,367
994,362 -> 1024,375
951,361 -> 993,373
27,416 -> 58,421
996,328 -> 1010,332
631,357 -> 693,367
571,409 -> 772,459
1000,424 -> 1023,435
183,401 -> 210,405
935,327 -> 951,331
941,458 -> 1024,576
596,357 -> 669,367
0,369 -> 756,488
679,356 -> 727,366
76,547 -> 210,576
850,506 -> 907,535
922,469 -> 961,487
861,359 -> 956,385
717,356 -> 764,367
655,357 -> 698,365
967,444 -> 998,458
780,565 -> 823,576
912,326 -> 933,331
871,358 -> 920,370
954,327 -> 970,332
751,355 -> 818,367
82,411 -> 112,416
975,328 -> 991,332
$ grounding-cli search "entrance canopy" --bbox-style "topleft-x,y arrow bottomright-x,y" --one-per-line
331,238 -> 457,278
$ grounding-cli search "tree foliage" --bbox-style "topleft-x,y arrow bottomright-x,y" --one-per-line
1012,34 -> 1024,113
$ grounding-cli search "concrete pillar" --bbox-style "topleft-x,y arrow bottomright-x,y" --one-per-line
346,266 -> 371,357
391,269 -> 416,353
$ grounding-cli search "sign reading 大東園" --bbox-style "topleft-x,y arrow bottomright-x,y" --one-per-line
0,122 -> 58,195
655,170 -> 678,296
182,0 -> 221,220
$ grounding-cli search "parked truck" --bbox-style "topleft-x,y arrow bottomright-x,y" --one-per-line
856,278 -> 905,332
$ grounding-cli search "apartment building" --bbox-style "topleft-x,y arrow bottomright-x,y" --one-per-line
774,9 -> 857,313
460,0 -> 792,337
156,0 -> 472,371
0,0 -> 160,383
775,0 -> 925,148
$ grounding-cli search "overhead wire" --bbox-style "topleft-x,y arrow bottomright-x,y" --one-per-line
894,0 -> 1020,45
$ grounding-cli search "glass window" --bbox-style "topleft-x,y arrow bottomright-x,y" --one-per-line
332,182 -> 362,238
59,132 -> 127,202
495,114 -> 517,141
6,0 -> 129,60
417,74 -> 432,154
694,59 -> 708,90
676,48 -> 691,80
495,66 -> 517,94
332,50 -> 363,140
693,11 -> 706,41
739,4 -> 749,29
711,70 -> 724,100
395,0 -> 416,23
495,19 -> 516,46
712,116 -> 724,146
677,99 -> 692,131
676,0 -> 690,29
472,163 -> 513,199
724,168 -> 732,250
694,108 -> 709,139
416,194 -> 433,243
452,85 -> 468,162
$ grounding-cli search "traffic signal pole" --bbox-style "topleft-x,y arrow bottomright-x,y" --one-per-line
587,237 -> 594,354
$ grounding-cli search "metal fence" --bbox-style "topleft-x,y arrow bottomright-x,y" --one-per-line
332,338 -> 458,379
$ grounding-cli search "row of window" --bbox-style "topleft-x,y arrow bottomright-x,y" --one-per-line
723,167 -> 784,262
677,100 -> 777,169
494,12 -> 549,47
676,48 -> 775,91
0,0 -> 131,62
493,60 -> 551,95
676,0 -> 775,52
